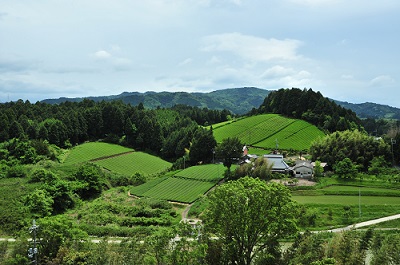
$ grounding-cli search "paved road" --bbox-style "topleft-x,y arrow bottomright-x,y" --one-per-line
326,213 -> 400,233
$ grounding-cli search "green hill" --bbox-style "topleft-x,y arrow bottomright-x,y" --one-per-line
212,114 -> 325,151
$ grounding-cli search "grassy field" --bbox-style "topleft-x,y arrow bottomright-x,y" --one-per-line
63,142 -> 133,164
211,114 -> 325,151
94,152 -> 172,176
293,195 -> 400,205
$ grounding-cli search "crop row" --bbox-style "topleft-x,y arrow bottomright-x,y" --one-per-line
94,152 -> 172,176
63,142 -> 133,164
133,177 -> 215,203
212,114 -> 325,151
174,164 -> 225,183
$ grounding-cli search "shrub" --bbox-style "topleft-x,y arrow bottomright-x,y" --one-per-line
6,165 -> 27,178
28,168 -> 59,183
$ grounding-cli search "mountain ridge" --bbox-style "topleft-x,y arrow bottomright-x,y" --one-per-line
41,87 -> 400,119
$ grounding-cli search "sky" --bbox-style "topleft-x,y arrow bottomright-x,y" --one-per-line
1,0 -> 399,108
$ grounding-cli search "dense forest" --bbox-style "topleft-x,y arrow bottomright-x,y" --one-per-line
0,99 -> 231,163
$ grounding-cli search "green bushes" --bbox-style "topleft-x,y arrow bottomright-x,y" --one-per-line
6,165 -> 27,178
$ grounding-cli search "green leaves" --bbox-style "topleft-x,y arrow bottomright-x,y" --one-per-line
205,177 -> 298,264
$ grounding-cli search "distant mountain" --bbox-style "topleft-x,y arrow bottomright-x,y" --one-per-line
41,87 -> 400,119
333,100 -> 400,120
42,87 -> 271,115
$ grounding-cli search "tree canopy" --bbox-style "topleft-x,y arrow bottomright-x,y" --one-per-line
256,88 -> 362,133
204,176 -> 298,264
310,129 -> 390,171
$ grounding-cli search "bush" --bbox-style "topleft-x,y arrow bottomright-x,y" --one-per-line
28,168 -> 58,183
6,165 -> 27,178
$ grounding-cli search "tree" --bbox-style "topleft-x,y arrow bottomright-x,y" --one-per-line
204,177 -> 298,265
189,128 -> 216,165
334,158 -> 359,179
216,137 -> 243,171
24,189 -> 54,218
310,130 -> 390,171
314,160 -> 324,179
73,163 -> 104,199
368,156 -> 389,176
329,231 -> 366,265
371,232 -> 400,265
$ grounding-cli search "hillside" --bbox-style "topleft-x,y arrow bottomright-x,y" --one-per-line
41,87 -> 400,119
212,114 -> 325,151
42,87 -> 271,115
333,100 -> 400,119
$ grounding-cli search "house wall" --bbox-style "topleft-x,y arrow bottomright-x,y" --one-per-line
294,166 -> 313,178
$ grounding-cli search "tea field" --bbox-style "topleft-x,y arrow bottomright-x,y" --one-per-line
211,114 -> 325,151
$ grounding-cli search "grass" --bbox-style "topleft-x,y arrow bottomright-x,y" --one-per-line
293,195 -> 400,205
94,152 -> 172,176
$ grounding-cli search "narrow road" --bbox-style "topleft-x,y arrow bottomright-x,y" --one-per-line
325,213 -> 400,233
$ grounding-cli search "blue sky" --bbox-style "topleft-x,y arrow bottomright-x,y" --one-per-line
1,0 -> 399,108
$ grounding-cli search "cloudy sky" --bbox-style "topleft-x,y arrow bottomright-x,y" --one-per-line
1,0 -> 399,107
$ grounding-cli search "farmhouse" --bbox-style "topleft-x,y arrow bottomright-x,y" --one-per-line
263,154 -> 291,173
292,161 -> 314,179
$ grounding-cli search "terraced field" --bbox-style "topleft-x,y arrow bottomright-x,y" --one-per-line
212,114 -> 325,151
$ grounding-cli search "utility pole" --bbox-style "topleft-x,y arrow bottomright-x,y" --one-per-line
391,138 -> 396,166
359,189 -> 362,219
28,220 -> 39,264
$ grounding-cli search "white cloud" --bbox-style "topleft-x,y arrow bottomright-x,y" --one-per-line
93,50 -> 112,60
90,49 -> 131,71
370,75 -> 395,86
341,74 -> 354,80
289,0 -> 340,7
202,33 -> 303,62
260,66 -> 296,78
178,58 -> 193,66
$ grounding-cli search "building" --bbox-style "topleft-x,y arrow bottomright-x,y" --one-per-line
292,161 -> 314,179
263,154 -> 291,173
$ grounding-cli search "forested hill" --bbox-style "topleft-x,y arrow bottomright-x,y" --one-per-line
256,88 -> 362,133
333,100 -> 400,120
42,87 -> 271,115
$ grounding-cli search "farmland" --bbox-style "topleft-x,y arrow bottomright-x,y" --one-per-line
61,142 -> 171,176
211,114 -> 325,151
131,164 -> 225,203
94,152 -> 172,176
62,142 -> 133,165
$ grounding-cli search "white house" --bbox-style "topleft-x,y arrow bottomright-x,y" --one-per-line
292,161 -> 314,179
